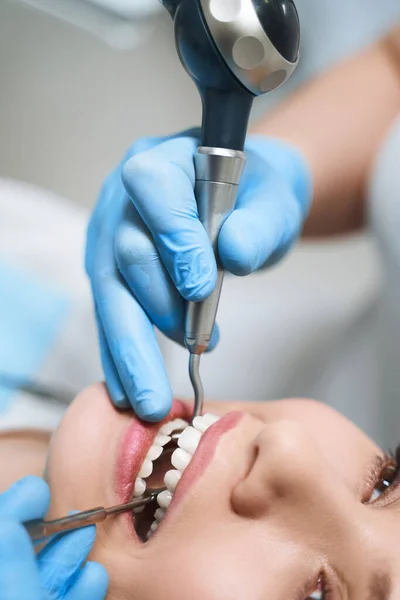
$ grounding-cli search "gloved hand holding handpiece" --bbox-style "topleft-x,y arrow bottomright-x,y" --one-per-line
86,0 -> 312,422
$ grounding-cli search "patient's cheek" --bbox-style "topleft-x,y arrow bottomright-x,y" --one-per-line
0,434 -> 49,492
45,383 -> 127,519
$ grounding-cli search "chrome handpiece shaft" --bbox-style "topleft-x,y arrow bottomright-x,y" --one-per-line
185,147 -> 246,357
185,148 -> 246,417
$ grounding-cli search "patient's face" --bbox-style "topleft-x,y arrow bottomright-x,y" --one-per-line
47,385 -> 400,598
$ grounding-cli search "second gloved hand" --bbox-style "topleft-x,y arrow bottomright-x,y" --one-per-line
86,130 -> 312,422
0,476 -> 108,600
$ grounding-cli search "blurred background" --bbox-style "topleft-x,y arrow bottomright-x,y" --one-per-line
1,0 -> 400,446
2,0 -> 399,207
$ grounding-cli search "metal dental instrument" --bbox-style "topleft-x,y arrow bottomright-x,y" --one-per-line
189,354 -> 203,419
162,0 -> 301,418
24,488 -> 163,542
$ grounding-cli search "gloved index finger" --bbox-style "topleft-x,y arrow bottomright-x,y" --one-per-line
89,156 -> 173,421
122,136 -> 218,303
64,562 -> 108,600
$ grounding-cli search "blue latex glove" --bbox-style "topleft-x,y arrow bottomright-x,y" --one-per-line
0,476 -> 108,600
86,130 -> 312,422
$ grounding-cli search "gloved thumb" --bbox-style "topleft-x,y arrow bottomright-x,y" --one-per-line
38,523 -> 97,599
64,562 -> 108,600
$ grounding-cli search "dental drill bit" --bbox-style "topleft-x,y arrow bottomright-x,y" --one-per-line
189,354 -> 204,419
168,355 -> 204,443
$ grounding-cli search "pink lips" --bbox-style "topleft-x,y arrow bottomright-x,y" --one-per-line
115,399 -> 191,504
115,403 -> 244,543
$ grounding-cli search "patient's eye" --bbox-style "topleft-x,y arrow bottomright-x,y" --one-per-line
368,463 -> 398,503
307,588 -> 323,599
306,576 -> 328,599
365,444 -> 400,504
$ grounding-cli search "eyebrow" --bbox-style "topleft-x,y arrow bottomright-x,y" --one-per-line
368,571 -> 391,600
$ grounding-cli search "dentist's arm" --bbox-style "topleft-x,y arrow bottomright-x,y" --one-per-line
257,25 -> 400,236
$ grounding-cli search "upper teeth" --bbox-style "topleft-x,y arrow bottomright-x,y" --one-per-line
133,477 -> 146,498
132,419 -> 183,498
138,458 -> 153,479
146,413 -> 220,539
131,413 -> 220,539
164,469 -> 181,493
178,426 -> 201,454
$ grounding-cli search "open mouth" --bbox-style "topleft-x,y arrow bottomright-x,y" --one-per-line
130,413 -> 220,542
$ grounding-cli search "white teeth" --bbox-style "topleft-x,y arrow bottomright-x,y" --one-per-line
192,413 -> 219,433
146,521 -> 159,539
192,416 -> 207,433
159,418 -> 189,436
171,448 -> 191,471
159,422 -> 175,435
154,508 -> 165,522
146,444 -> 163,461
138,458 -> 153,479
154,433 -> 171,447
139,414 -> 220,541
178,426 -> 201,455
172,418 -> 189,431
157,490 -> 172,509
133,477 -> 146,497
203,413 -> 219,425
164,469 -> 182,493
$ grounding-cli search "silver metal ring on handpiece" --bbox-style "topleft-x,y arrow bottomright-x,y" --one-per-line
199,0 -> 298,95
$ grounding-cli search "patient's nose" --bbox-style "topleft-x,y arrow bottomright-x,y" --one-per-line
231,420 -> 334,519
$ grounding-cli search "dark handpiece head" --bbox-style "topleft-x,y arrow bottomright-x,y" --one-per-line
161,0 -> 300,149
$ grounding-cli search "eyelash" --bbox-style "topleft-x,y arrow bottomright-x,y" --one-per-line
301,445 -> 400,599
364,442 -> 400,506
301,573 -> 333,600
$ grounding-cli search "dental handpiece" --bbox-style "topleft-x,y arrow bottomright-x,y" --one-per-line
187,148 -> 246,418
162,0 -> 301,416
